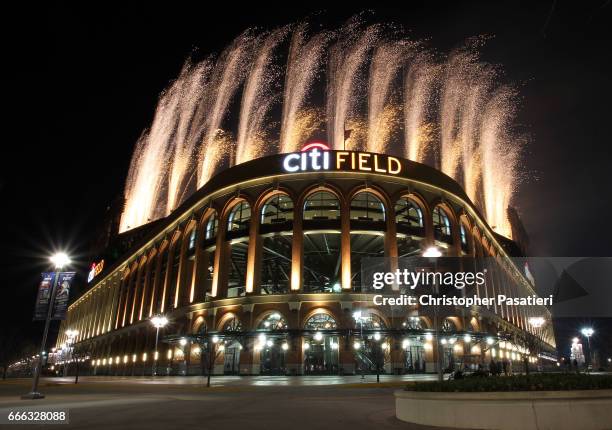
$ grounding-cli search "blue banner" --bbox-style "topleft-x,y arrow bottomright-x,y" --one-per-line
33,272 -> 55,320
52,272 -> 75,320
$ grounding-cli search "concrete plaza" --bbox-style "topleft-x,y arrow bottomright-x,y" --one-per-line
0,375 -> 461,430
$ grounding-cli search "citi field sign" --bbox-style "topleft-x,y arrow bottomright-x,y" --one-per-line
282,142 -> 403,175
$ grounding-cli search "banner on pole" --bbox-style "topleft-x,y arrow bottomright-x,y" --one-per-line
52,272 -> 75,320
33,272 -> 55,320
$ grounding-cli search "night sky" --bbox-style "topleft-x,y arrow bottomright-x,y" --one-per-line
2,2 -> 611,360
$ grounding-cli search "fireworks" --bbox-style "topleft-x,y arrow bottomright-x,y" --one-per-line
279,24 -> 330,153
327,20 -> 380,150
120,19 -> 525,238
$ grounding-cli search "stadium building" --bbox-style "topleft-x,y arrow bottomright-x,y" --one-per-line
56,143 -> 556,376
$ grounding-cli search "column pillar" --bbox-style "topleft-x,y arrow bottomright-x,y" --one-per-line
341,198 -> 351,290
290,202 -> 303,292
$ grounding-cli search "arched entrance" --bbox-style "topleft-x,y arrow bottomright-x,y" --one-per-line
303,313 -> 339,374
220,316 -> 243,375
257,313 -> 289,375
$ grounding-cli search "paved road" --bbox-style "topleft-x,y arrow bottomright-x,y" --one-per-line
17,373 -> 440,386
0,376 -> 457,430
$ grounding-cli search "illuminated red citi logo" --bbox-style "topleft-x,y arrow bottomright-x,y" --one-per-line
282,142 -> 402,175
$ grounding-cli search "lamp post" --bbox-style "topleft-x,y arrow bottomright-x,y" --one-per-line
206,334 -> 220,388
23,252 -> 70,400
352,311 -> 365,380
150,315 -> 168,376
423,246 -> 443,382
581,327 -> 594,371
64,329 -> 78,378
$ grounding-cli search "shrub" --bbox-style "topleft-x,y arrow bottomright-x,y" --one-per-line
405,373 -> 612,392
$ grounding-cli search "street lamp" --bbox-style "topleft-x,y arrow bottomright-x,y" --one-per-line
64,329 -> 79,378
353,311 -> 366,380
581,327 -> 594,370
422,246 -> 443,258
528,317 -> 545,371
423,246 -> 443,382
150,315 -> 168,376
23,252 -> 71,400
50,252 -> 71,270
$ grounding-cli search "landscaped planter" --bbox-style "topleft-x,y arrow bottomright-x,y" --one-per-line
395,389 -> 612,430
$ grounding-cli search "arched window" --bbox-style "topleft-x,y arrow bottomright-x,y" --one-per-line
303,191 -> 341,293
304,313 -> 337,330
441,318 -> 456,332
225,202 -> 250,297
155,245 -> 169,313
350,192 -> 386,290
402,316 -> 423,330
188,229 -> 197,250
165,238 -> 182,310
222,316 -> 243,332
197,213 -> 218,301
303,313 -> 339,375
303,191 -> 340,220
227,201 -> 251,234
350,192 -> 385,222
205,212 -> 218,241
395,198 -> 425,258
357,313 -> 387,330
460,223 -> 470,254
259,194 -> 293,295
433,206 -> 452,243
186,227 -> 197,262
258,313 -> 288,331
395,198 -> 424,229
261,194 -> 293,225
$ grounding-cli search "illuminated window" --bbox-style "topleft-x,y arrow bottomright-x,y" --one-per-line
303,191 -> 340,220
227,201 -> 251,234
165,242 -> 181,309
357,313 -> 387,330
261,194 -> 293,225
258,313 -> 288,331
395,198 -> 425,258
259,194 -> 293,295
226,202 -> 250,297
460,223 -> 470,254
303,232 -> 341,293
402,316 -> 423,330
186,228 -> 197,262
395,198 -> 423,228
198,214 -> 217,301
433,206 -> 452,242
304,313 -> 337,330
350,192 -> 385,222
156,247 -> 169,312
222,316 -> 243,332
260,233 -> 292,295
441,318 -> 456,332
205,212 -> 218,241
188,229 -> 197,251
350,232 -> 384,289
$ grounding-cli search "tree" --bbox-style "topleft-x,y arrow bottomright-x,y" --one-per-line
70,345 -> 91,384
0,328 -> 36,379
0,329 -> 19,379
516,332 -> 540,376
178,330 -> 244,388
